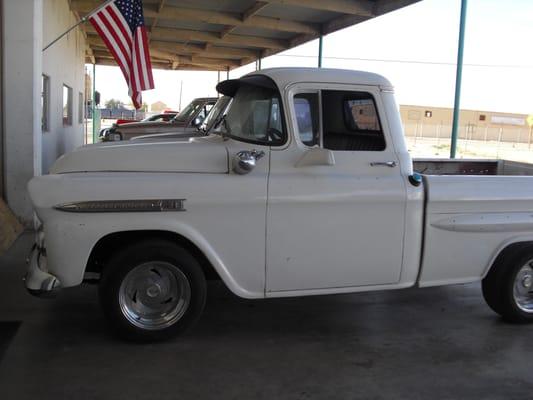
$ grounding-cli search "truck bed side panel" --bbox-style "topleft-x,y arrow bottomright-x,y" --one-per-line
419,175 -> 533,287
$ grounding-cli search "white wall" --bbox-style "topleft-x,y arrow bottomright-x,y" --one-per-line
2,0 -> 85,223
42,0 -> 86,173
3,0 -> 43,222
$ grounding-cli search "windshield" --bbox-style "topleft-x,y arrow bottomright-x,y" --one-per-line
214,83 -> 285,146
173,101 -> 203,122
202,96 -> 231,133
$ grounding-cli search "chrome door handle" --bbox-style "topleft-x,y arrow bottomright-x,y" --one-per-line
370,161 -> 397,168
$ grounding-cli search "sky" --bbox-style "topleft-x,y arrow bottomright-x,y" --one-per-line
88,0 -> 533,115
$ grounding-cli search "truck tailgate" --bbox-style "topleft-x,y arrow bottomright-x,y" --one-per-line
418,175 -> 533,287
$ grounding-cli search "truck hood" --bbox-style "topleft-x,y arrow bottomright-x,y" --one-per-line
49,137 -> 229,174
114,120 -> 187,132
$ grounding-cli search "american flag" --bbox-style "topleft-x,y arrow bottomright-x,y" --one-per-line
89,0 -> 154,109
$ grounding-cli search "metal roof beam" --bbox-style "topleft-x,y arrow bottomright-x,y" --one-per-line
152,41 -> 259,59
94,57 -> 232,71
149,0 -> 167,40
220,1 -> 269,39
373,0 -> 421,16
85,34 -> 258,60
263,0 -> 375,16
243,1 -> 270,20
88,36 -> 243,68
84,22 -> 286,52
71,0 -> 318,35
150,26 -> 288,50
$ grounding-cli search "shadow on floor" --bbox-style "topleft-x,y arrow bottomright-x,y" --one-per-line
0,321 -> 21,363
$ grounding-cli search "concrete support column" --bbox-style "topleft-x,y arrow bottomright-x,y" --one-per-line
3,0 -> 43,223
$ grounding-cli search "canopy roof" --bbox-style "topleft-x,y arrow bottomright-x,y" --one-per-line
71,0 -> 421,71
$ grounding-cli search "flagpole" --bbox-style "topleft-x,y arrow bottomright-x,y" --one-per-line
42,0 -> 115,52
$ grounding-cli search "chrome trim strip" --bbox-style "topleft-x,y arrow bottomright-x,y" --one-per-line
54,199 -> 187,213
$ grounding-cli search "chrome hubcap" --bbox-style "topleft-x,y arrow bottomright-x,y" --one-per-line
523,276 -> 532,289
513,261 -> 533,313
119,262 -> 191,330
146,284 -> 161,298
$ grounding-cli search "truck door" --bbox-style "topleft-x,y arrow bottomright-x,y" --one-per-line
266,84 -> 407,293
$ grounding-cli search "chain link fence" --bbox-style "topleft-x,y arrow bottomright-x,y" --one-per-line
403,122 -> 533,163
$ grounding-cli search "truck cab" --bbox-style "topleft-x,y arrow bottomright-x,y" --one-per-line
212,70 -> 422,293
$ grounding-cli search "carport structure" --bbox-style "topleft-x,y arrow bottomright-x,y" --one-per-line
69,0 -> 421,71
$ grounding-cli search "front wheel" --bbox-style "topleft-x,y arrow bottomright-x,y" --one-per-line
482,245 -> 533,323
99,240 -> 206,342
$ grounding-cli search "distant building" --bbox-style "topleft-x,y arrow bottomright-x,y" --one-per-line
400,105 -> 532,144
150,101 -> 168,113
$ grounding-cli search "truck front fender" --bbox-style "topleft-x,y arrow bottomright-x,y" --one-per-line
43,212 -> 265,299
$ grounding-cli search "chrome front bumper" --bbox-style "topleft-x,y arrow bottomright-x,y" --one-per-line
25,245 -> 61,297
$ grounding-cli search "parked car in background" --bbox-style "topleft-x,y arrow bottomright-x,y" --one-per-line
99,112 -> 178,137
140,113 -> 178,122
99,97 -> 217,141
27,68 -> 533,342
114,118 -> 140,125
132,96 -> 231,142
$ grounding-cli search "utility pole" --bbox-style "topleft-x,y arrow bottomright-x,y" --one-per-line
318,34 -> 323,68
92,63 -> 96,144
179,80 -> 183,111
450,0 -> 468,158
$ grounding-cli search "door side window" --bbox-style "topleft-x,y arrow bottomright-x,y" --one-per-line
322,90 -> 385,151
293,93 -> 319,147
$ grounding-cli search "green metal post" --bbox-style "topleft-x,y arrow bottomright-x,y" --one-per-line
92,63 -> 96,144
318,34 -> 323,68
450,0 -> 468,158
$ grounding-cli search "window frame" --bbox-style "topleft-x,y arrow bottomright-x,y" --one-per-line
288,85 -> 388,152
41,74 -> 50,132
78,92 -> 84,124
62,84 -> 73,127
223,85 -> 288,147
291,90 -> 322,148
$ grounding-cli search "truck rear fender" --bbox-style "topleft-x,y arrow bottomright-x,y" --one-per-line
482,236 -> 533,279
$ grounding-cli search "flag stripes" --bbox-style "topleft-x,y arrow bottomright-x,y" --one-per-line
89,0 -> 154,109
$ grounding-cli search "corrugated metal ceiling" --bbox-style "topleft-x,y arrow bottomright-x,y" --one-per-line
71,0 -> 421,71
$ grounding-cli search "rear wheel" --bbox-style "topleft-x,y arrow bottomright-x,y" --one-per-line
99,240 -> 206,341
482,244 -> 533,323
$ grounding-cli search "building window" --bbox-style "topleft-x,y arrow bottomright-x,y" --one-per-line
63,85 -> 73,126
78,92 -> 84,124
425,110 -> 432,118
41,75 -> 50,132
408,110 -> 421,121
479,114 -> 486,121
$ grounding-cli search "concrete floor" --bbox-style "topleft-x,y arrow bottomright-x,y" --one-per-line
1,234 -> 532,400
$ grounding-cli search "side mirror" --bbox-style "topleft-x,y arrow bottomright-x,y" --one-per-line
233,150 -> 265,175
295,148 -> 335,167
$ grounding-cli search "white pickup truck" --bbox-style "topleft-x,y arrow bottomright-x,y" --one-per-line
27,68 -> 533,341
